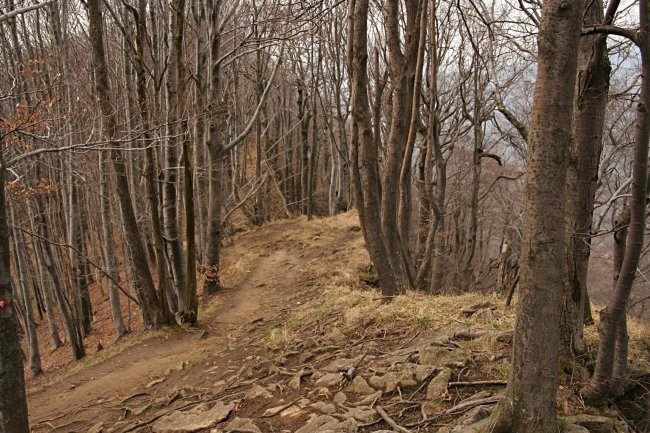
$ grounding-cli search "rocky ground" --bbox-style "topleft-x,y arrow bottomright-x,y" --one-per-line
27,212 -> 650,433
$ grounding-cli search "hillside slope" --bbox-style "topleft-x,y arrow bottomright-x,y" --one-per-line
27,212 -> 649,433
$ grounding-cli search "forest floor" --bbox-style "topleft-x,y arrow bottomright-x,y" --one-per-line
26,212 -> 650,433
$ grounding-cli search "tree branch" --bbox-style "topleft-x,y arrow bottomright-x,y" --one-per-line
581,25 -> 639,45
0,0 -> 53,23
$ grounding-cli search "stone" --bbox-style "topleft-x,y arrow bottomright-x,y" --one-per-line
295,415 -> 358,433
315,373 -> 343,388
563,425 -> 590,433
310,401 -> 337,414
88,422 -> 103,433
333,392 -> 347,404
418,347 -> 469,368
346,376 -> 375,395
426,368 -> 452,400
223,417 -> 262,433
356,390 -> 382,406
152,401 -> 235,433
564,415 -> 617,433
415,365 -> 437,382
345,406 -> 379,424
246,384 -> 272,400
289,370 -> 305,389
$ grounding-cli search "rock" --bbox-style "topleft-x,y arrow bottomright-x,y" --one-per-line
426,368 -> 452,400
564,415 -> 617,433
152,401 -> 235,433
333,392 -> 347,404
346,376 -> 375,395
289,370 -> 305,389
368,374 -> 385,390
415,365 -> 436,382
246,384 -> 273,400
310,401 -> 337,414
563,425 -> 590,433
88,422 -> 103,433
223,417 -> 262,433
315,372 -> 343,388
418,347 -> 469,368
356,390 -> 382,406
295,415 -> 358,433
345,407 -> 379,424
324,355 -> 365,372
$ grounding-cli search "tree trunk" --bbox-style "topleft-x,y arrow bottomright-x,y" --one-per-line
484,0 -> 584,431
99,152 -> 127,338
10,210 -> 42,376
0,141 -> 30,433
87,0 -> 166,328
584,0 -> 650,403
560,0 -> 610,356
163,0 -> 188,314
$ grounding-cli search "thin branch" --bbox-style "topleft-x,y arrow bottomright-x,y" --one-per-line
221,45 -> 284,155
11,225 -> 141,306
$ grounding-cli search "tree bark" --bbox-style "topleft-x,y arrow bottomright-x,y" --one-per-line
484,0 -> 584,431
584,0 -> 650,403
560,0 -> 610,356
0,141 -> 30,433
87,0 -> 166,328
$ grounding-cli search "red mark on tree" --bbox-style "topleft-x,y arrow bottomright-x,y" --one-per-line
0,297 -> 9,311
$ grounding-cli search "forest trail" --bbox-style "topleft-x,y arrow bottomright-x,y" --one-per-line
24,212 -> 650,433
27,214 -> 361,433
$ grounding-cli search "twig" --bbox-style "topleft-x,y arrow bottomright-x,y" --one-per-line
376,406 -> 413,433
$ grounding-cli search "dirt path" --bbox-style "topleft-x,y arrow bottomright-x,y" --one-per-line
27,215 -> 358,432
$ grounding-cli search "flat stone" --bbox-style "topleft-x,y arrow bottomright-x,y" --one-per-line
246,384 -> 272,400
345,407 -> 379,424
295,415 -> 358,433
152,401 -> 235,433
315,373 -> 343,388
356,390 -> 382,406
88,422 -> 103,433
223,417 -> 262,433
426,368 -> 452,400
564,415 -> 617,433
418,347 -> 469,368
310,401 -> 337,414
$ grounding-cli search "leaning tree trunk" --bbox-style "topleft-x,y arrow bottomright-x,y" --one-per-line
482,0 -> 585,431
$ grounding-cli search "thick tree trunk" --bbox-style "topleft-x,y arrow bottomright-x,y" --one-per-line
0,143 -> 30,433
484,0 -> 584,431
